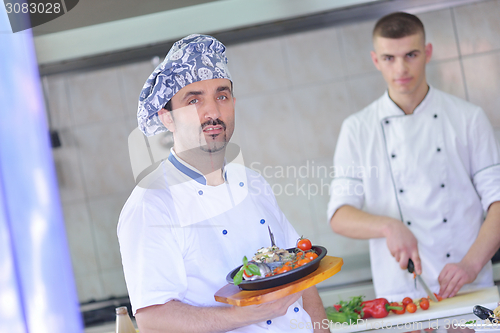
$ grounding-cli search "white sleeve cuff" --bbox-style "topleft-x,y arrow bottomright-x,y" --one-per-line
473,164 -> 500,212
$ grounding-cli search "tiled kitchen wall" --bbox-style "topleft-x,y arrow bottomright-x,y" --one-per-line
44,0 -> 500,302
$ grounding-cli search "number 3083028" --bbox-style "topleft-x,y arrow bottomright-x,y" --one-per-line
5,2 -> 61,14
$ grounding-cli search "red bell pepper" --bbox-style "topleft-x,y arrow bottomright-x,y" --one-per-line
361,298 -> 402,319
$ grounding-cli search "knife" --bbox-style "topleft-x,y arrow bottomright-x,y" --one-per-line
267,226 -> 276,247
408,259 -> 439,302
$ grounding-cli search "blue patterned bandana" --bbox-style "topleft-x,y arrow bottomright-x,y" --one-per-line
137,34 -> 232,136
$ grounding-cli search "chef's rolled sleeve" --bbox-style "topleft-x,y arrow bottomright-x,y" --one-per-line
469,108 -> 500,212
118,189 -> 188,315
327,118 -> 365,221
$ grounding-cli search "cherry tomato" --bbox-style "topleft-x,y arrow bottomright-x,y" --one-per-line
402,297 -> 413,307
406,303 -> 417,313
433,293 -> 443,302
243,269 -> 253,278
420,298 -> 430,310
296,251 -> 304,258
277,266 -> 291,274
297,258 -> 311,266
297,238 -> 312,251
305,252 -> 318,261
391,302 -> 406,315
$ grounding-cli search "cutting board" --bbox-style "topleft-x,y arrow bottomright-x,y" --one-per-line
215,256 -> 343,306
330,286 -> 499,333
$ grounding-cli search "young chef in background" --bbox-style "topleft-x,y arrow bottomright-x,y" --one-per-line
328,12 -> 500,301
118,34 -> 329,333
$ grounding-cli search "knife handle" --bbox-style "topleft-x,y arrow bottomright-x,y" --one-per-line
408,259 -> 415,273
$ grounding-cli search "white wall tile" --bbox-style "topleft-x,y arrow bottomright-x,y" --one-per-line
119,60 -> 155,125
288,81 -> 351,161
101,269 -> 128,298
52,129 -> 87,203
67,66 -> 125,127
75,274 -> 105,302
88,193 -> 129,271
339,19 -> 378,77
265,174 -> 318,242
346,72 -> 387,113
73,120 -> 135,198
307,157 -> 336,227
62,202 -> 100,277
44,74 -> 73,129
419,9 -> 459,61
283,26 -> 344,87
454,0 -> 500,55
226,36 -> 289,98
235,91 -> 302,167
426,59 -> 466,100
316,230 -> 370,258
462,52 -> 500,127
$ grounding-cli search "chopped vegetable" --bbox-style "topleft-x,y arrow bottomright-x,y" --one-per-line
402,297 -> 413,307
326,296 -> 364,323
391,302 -> 406,315
361,298 -> 402,318
406,303 -> 417,313
233,256 -> 261,286
297,237 -> 312,251
419,298 -> 430,310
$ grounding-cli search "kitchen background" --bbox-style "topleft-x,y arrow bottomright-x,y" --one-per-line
37,0 -> 500,326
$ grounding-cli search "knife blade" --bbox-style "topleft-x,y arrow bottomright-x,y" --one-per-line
408,259 -> 439,302
267,226 -> 276,247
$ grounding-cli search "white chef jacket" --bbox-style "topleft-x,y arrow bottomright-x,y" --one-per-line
327,86 -> 500,301
118,149 -> 315,332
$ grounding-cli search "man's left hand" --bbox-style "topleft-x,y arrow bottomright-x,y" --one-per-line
437,261 -> 478,298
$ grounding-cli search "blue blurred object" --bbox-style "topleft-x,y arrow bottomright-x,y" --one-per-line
0,8 -> 83,333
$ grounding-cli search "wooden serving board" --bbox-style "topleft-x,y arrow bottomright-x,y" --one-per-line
214,256 -> 343,306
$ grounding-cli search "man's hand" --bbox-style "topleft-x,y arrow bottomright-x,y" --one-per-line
232,290 -> 305,327
383,219 -> 422,275
438,261 -> 478,298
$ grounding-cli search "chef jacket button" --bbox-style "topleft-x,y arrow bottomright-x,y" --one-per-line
260,219 -> 265,224
446,253 -> 450,258
385,120 -> 390,124
437,148 -> 441,152
267,320 -> 272,325
239,182 -> 244,187
441,184 -> 445,188
434,114 -> 438,118
443,218 -> 447,223
222,229 -> 228,235
407,221 -> 411,225
294,307 -> 299,312
391,154 -> 396,158
399,189 -> 404,193
198,190 -> 203,195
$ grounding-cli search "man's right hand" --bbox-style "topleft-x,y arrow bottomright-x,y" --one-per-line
383,219 -> 422,275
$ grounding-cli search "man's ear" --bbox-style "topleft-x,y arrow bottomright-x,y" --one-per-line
158,108 -> 175,132
425,42 -> 433,64
370,50 -> 380,71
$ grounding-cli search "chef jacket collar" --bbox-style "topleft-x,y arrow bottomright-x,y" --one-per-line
167,148 -> 228,186
381,85 -> 434,119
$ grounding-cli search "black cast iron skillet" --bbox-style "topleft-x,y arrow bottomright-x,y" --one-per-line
226,246 -> 327,290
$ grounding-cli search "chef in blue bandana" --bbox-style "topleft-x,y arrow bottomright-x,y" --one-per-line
328,13 -> 500,301
118,34 -> 330,333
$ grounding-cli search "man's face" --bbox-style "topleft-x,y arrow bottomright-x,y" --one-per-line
371,33 -> 432,98
159,78 -> 235,154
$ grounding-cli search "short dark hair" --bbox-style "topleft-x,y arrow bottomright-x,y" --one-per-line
373,12 -> 425,40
